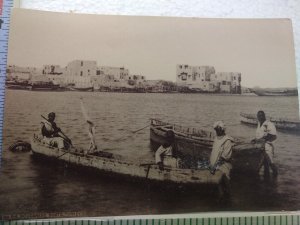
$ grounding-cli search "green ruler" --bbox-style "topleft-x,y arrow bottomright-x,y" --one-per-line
1,212 -> 300,225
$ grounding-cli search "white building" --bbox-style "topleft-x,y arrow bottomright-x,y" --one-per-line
128,74 -> 145,86
6,65 -> 42,82
42,65 -> 66,75
96,66 -> 129,80
176,64 -> 194,85
211,72 -> 241,93
65,60 -> 96,86
176,64 -> 241,93
176,64 -> 215,91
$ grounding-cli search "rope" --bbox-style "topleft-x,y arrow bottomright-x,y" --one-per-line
113,122 -> 150,142
131,124 -> 150,133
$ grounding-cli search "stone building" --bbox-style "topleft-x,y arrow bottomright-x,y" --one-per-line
176,64 -> 241,93
65,60 -> 96,86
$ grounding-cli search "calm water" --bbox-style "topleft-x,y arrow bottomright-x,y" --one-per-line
1,90 -> 300,217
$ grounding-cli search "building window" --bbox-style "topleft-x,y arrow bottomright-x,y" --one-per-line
80,71 -> 83,76
96,70 -> 100,75
81,61 -> 83,66
222,81 -> 226,85
179,65 -> 182,69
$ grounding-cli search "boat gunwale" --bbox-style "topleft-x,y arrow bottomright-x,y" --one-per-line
240,112 -> 300,125
150,118 -> 263,152
30,137 -> 220,176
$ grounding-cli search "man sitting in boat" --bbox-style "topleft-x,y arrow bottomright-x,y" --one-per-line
209,121 -> 234,179
40,112 -> 71,150
252,110 -> 278,177
155,130 -> 179,170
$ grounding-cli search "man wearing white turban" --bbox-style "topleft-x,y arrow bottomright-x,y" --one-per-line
209,121 -> 234,180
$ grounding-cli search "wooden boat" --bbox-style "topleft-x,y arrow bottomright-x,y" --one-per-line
70,87 -> 94,92
30,135 -> 227,187
150,119 -> 265,173
6,84 -> 31,90
252,89 -> 298,96
30,81 -> 61,91
6,81 -> 31,90
240,113 -> 300,132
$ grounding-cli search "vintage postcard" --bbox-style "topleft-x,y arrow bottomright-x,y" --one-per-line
0,8 -> 299,219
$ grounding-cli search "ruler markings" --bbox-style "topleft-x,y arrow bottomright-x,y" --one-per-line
0,0 -> 12,167
2,215 -> 300,225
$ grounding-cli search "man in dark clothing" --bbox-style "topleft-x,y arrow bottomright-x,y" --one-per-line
41,112 -> 71,149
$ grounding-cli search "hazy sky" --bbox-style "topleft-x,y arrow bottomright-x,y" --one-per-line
8,9 -> 297,88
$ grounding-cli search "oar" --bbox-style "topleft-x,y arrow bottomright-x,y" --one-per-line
57,151 -> 69,159
140,162 -> 157,179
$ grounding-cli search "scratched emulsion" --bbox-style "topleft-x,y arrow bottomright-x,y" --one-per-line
0,89 -> 300,216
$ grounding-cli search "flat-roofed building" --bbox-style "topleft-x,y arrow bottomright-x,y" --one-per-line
65,60 -> 96,85
96,66 -> 129,80
176,64 -> 215,91
176,64 -> 241,93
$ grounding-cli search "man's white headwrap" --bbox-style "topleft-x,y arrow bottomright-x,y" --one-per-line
213,121 -> 225,130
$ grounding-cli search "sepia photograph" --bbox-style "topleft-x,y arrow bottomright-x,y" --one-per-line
0,8 -> 300,219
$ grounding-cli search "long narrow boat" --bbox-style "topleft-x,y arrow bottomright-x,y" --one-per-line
252,89 -> 298,96
240,112 -> 300,132
150,119 -> 265,173
30,135 -> 227,187
70,87 -> 94,92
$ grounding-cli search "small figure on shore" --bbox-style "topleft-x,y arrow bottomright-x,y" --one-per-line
209,121 -> 234,180
155,130 -> 179,170
252,110 -> 278,177
41,112 -> 72,150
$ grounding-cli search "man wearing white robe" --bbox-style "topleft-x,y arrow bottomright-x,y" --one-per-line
209,121 -> 234,180
253,110 -> 278,176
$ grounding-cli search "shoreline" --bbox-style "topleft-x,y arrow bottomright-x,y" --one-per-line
6,87 -> 300,97
5,86 -> 258,96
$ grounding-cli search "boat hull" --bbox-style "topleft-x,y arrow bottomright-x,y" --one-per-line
30,137 -> 225,186
31,83 -> 61,91
253,89 -> 298,96
150,120 -> 265,174
6,84 -> 31,90
240,113 -> 300,132
70,87 -> 94,92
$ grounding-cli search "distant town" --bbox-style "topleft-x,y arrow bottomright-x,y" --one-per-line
6,60 -> 248,94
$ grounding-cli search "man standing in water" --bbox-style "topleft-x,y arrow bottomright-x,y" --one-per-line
41,112 -> 71,150
209,121 -> 234,180
253,110 -> 278,177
